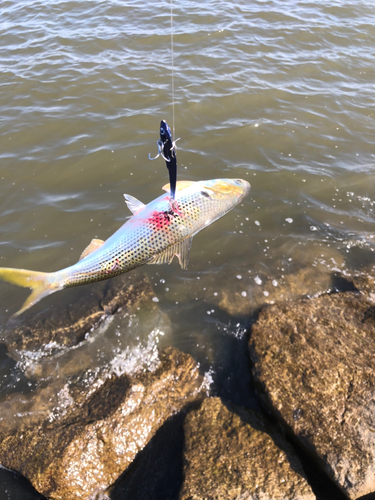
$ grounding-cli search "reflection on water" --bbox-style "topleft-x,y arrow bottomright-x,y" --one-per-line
1,0 -> 375,496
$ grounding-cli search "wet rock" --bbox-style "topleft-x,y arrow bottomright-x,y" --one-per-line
214,266 -> 334,317
0,308 -> 170,437
108,411 -> 187,500
2,271 -> 153,353
348,273 -> 375,296
179,397 -> 315,500
0,347 -> 205,500
249,280 -> 375,499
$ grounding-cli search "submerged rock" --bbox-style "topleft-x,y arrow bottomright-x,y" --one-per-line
179,397 -> 315,500
2,271 -> 153,353
0,347 -> 205,500
249,278 -> 375,499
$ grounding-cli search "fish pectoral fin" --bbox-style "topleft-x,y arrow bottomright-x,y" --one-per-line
147,236 -> 193,271
123,194 -> 146,215
79,238 -> 105,261
162,181 -> 195,193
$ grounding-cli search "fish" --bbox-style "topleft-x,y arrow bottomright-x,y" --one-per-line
0,178 -> 250,316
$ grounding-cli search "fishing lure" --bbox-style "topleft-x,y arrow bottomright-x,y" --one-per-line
149,120 -> 179,200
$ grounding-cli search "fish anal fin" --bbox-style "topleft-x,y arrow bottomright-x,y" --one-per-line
175,236 -> 193,270
124,194 -> 145,215
79,238 -> 105,261
148,236 -> 193,270
162,181 -> 195,193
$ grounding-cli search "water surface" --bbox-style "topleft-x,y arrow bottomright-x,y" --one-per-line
1,0 -> 375,497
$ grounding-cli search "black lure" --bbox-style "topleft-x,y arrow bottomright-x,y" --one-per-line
159,120 -> 177,199
149,119 -> 177,200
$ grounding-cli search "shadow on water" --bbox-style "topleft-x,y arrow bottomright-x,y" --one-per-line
161,298 -> 260,409
345,245 -> 375,271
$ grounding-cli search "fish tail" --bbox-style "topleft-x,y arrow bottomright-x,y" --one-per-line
0,267 -> 59,316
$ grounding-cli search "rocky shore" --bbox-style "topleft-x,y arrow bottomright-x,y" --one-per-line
1,268 -> 375,499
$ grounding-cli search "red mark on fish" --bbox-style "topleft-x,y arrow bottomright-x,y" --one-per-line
148,210 -> 174,229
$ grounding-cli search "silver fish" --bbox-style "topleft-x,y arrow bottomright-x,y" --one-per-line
0,178 -> 250,316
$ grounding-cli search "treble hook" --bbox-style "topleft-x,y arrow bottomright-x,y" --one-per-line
149,139 -> 171,162
149,133 -> 180,162
149,120 -> 180,201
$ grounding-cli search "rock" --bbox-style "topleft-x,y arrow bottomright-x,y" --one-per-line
0,301 -> 171,435
108,411 -> 187,500
249,281 -> 375,499
0,347 -> 205,500
2,271 -> 154,353
179,397 -> 316,500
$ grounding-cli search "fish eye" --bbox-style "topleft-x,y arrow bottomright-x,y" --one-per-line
234,179 -> 242,185
160,128 -> 165,135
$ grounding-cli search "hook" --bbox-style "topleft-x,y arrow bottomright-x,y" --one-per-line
171,138 -> 180,151
148,139 -> 171,162
148,139 -> 162,161
149,138 -> 179,162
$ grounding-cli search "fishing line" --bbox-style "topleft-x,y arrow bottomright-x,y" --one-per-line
170,0 -> 175,139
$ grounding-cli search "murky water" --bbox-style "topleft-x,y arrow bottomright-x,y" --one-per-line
1,0 -> 375,496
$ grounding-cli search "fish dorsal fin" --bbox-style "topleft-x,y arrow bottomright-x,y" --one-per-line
124,194 -> 145,215
147,236 -> 193,270
162,180 -> 195,193
79,238 -> 105,261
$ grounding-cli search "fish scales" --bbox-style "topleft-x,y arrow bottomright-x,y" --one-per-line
0,178 -> 250,315
58,185 -> 224,286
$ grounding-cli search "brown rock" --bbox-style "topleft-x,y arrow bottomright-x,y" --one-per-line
0,347 -> 205,500
179,397 -> 316,500
249,283 -> 375,499
2,271 -> 153,352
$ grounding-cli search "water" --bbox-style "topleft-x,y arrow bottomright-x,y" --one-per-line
1,0 -> 375,497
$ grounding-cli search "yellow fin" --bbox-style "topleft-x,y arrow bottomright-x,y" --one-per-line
0,267 -> 59,316
162,180 -> 196,193
147,236 -> 193,270
79,238 -> 105,261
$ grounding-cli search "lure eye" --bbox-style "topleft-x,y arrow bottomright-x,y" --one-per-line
160,128 -> 165,135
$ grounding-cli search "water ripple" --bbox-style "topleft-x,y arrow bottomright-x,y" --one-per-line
1,7 -> 375,497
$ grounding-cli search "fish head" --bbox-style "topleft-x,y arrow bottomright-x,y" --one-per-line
176,178 -> 250,228
200,178 -> 250,204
